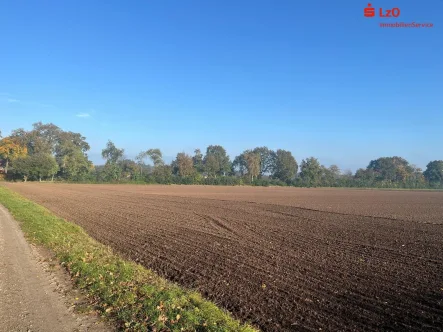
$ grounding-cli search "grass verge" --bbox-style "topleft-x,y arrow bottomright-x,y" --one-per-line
0,186 -> 258,332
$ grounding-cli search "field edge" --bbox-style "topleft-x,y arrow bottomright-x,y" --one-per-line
0,186 -> 258,332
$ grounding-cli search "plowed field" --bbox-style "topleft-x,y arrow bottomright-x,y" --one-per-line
5,184 -> 443,331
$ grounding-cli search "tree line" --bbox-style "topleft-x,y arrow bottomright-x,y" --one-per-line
1,123 -> 442,189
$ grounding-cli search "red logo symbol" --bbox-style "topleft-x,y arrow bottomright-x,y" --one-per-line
364,3 -> 401,18
364,3 -> 375,17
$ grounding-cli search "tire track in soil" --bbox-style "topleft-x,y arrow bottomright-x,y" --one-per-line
5,183 -> 443,332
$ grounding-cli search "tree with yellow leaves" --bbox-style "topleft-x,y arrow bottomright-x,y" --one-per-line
0,137 -> 28,174
244,152 -> 260,181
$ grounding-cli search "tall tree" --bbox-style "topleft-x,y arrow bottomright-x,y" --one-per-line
232,153 -> 247,176
152,165 -> 173,184
367,156 -> 413,183
7,123 -> 92,180
406,165 -> 426,188
321,165 -> 341,186
101,140 -> 124,181
204,145 -> 231,176
58,148 -> 92,181
28,122 -> 62,154
244,152 -> 260,181
29,153 -> 59,182
101,140 -> 124,164
0,137 -> 28,173
146,149 -> 164,167
341,169 -> 354,187
272,149 -> 298,183
354,168 -> 377,187
174,152 -> 195,177
9,123 -> 90,159
424,160 -> 443,187
9,128 -> 27,143
204,154 -> 220,177
55,135 -> 91,181
193,149 -> 204,173
135,151 -> 148,176
101,162 -> 122,181
252,147 -> 276,176
119,159 -> 139,180
300,157 -> 322,186
10,156 -> 31,182
56,131 -> 90,154
329,165 -> 341,177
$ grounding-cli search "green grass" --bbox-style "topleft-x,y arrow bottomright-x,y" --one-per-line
0,186 -> 258,332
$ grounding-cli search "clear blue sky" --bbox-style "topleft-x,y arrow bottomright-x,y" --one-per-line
1,0 -> 441,171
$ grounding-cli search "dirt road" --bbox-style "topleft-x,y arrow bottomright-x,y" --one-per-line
0,204 -> 109,332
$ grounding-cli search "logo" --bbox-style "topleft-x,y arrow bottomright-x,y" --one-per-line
364,3 -> 434,28
364,3 -> 375,17
364,3 -> 401,18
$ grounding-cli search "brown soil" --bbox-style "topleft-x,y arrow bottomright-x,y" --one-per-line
6,183 -> 443,331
